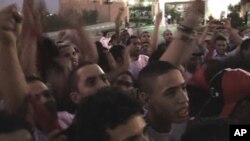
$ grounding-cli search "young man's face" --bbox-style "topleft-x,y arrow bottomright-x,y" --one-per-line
148,70 -> 189,123
57,46 -> 79,70
76,64 -> 110,99
107,115 -> 149,141
128,38 -> 141,57
113,74 -> 134,91
140,43 -> 151,56
163,31 -> 173,42
140,32 -> 150,43
28,81 -> 57,116
215,40 -> 227,56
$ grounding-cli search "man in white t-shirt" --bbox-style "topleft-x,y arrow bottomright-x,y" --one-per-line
126,36 -> 149,79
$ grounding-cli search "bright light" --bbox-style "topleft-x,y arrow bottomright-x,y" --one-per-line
128,0 -> 135,6
143,1 -> 151,7
207,0 -> 240,19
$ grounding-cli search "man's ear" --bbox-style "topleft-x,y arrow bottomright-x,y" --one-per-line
138,91 -> 150,110
69,92 -> 81,104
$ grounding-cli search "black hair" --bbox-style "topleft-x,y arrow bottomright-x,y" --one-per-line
114,71 -> 136,87
95,41 -> 110,72
102,31 -> 109,37
214,35 -> 227,42
109,45 -> 125,63
181,118 -> 235,141
138,61 -> 178,94
140,31 -> 149,36
240,38 -> 250,52
37,36 -> 60,82
148,46 -> 167,63
126,35 -> 138,46
75,86 -> 142,141
0,111 -> 33,135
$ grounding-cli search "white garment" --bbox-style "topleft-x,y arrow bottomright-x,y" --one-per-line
58,111 -> 75,129
129,55 -> 149,79
125,27 -> 133,36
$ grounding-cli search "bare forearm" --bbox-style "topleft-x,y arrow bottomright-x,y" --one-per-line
151,22 -> 160,54
0,45 -> 28,114
160,32 -> 194,65
198,27 -> 209,45
18,35 -> 38,76
76,27 -> 98,63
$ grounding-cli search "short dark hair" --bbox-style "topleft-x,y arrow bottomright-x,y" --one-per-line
126,35 -> 138,46
138,61 -> 178,94
109,45 -> 126,63
37,36 -> 60,82
141,31 -> 149,36
181,118 -> 235,141
75,87 -> 142,141
215,35 -> 227,42
0,111 -> 33,135
102,31 -> 109,37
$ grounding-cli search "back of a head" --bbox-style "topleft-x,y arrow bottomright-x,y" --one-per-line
37,36 -> 60,81
126,35 -> 138,46
138,61 -> 177,94
149,47 -> 167,63
181,118 -> 233,141
240,38 -> 250,52
109,45 -> 125,62
75,86 -> 142,141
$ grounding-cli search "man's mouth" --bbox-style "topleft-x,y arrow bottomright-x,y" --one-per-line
72,60 -> 78,66
177,108 -> 189,118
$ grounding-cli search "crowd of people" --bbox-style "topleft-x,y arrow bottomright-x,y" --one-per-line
0,0 -> 250,141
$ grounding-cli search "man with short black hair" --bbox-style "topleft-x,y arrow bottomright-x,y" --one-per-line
75,87 -> 149,141
138,61 -> 189,141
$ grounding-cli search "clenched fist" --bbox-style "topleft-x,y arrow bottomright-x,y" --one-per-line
0,4 -> 22,47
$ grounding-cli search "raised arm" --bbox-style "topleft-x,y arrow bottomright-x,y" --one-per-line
18,0 -> 41,77
72,25 -> 99,63
150,12 -> 162,54
223,18 -> 242,46
0,5 -> 28,114
160,0 -> 204,66
115,7 -> 125,44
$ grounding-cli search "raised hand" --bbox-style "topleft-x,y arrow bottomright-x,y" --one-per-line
183,0 -> 204,28
155,11 -> 162,25
222,18 -> 232,31
0,5 -> 22,47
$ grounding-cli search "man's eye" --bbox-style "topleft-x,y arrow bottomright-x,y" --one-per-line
101,75 -> 108,82
165,90 -> 177,97
86,78 -> 97,87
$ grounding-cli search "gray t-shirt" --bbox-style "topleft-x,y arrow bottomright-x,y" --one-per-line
146,126 -> 173,141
